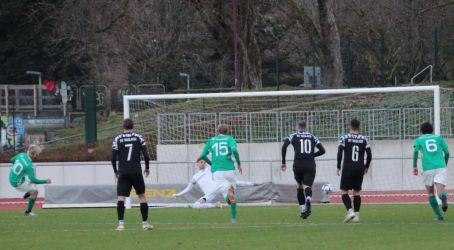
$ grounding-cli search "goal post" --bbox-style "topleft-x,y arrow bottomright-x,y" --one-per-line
122,85 -> 452,206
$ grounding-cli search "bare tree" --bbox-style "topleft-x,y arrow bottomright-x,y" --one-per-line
288,0 -> 344,87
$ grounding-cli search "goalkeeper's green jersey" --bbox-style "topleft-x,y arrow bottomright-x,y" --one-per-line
413,134 -> 449,171
200,134 -> 241,173
9,153 -> 46,186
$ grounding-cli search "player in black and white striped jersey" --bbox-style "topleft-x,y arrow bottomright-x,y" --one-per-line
281,121 -> 326,219
111,118 -> 152,231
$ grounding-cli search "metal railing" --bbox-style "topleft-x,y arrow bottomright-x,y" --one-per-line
411,65 -> 433,84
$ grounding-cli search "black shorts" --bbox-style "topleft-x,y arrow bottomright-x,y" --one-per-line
293,161 -> 316,187
117,172 -> 146,197
340,174 -> 364,191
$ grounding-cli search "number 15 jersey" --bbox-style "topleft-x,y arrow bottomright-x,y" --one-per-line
200,134 -> 239,172
413,134 -> 449,171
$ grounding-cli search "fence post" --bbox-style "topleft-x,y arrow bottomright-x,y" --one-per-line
433,26 -> 439,80
84,87 -> 97,145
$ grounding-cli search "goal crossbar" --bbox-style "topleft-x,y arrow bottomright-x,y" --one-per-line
123,85 -> 441,134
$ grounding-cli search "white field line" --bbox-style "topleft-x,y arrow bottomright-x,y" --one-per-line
0,221 -> 452,233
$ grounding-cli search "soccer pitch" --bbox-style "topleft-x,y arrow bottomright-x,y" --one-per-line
0,204 -> 453,250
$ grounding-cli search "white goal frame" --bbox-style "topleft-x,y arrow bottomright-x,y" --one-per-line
124,85 -> 441,134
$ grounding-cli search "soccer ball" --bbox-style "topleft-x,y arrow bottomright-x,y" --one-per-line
321,183 -> 333,194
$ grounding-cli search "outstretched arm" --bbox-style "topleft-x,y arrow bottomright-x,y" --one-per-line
26,164 -> 46,184
174,182 -> 194,197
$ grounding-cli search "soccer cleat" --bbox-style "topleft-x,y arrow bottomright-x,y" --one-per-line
352,212 -> 360,223
230,218 -> 237,224
344,209 -> 355,223
433,216 -> 444,222
441,194 -> 448,212
23,192 -> 31,199
25,211 -> 37,216
300,211 -> 310,219
228,188 -> 235,204
116,224 -> 125,231
142,223 -> 154,230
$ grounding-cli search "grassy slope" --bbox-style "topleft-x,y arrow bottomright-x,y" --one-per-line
1,205 -> 453,249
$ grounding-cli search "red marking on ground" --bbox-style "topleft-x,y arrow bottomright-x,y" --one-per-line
329,190 -> 454,204
0,198 -> 44,210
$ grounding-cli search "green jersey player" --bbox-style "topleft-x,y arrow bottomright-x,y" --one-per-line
413,122 -> 450,221
9,145 -> 51,216
200,124 -> 242,224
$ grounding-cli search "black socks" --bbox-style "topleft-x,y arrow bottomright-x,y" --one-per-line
117,201 -> 125,221
353,195 -> 361,212
342,194 -> 352,210
297,189 -> 305,205
140,202 -> 149,222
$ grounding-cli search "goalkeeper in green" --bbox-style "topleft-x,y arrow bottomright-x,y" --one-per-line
413,122 -> 450,221
9,145 -> 51,216
200,124 -> 242,224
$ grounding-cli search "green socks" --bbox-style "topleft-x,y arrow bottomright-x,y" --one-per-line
429,195 -> 442,219
230,202 -> 237,220
27,197 -> 36,213
438,191 -> 448,200
226,194 -> 237,220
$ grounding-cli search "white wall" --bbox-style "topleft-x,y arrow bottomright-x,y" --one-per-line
1,139 -> 453,198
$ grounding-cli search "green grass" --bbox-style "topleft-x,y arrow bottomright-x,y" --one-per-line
1,204 -> 454,249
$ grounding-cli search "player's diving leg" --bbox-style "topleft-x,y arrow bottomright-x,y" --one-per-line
352,190 -> 361,223
435,183 -> 448,212
191,199 -> 217,209
426,185 -> 443,221
25,190 -> 38,216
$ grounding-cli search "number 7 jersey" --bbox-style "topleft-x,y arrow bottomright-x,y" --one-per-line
413,134 -> 449,171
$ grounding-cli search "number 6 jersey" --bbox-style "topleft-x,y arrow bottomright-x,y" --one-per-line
337,133 -> 372,175
413,134 -> 449,171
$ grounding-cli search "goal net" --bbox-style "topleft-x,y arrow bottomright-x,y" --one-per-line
124,86 -> 454,205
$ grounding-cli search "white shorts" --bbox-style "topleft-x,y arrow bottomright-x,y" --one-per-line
213,170 -> 237,198
14,177 -> 37,193
422,168 -> 447,187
